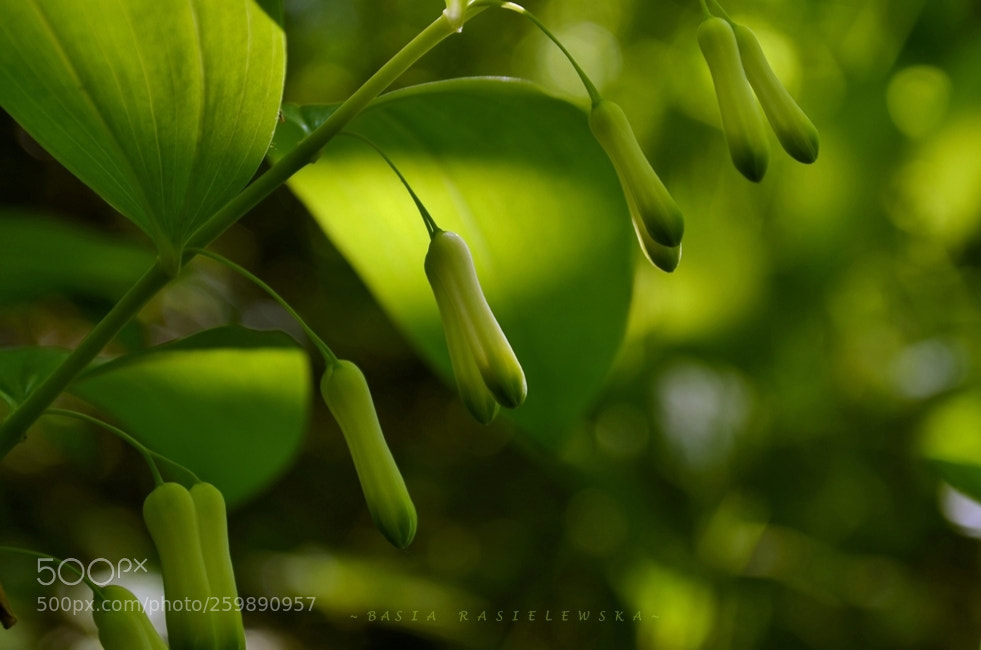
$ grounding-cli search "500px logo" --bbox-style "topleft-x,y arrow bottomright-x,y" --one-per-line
36,557 -> 148,587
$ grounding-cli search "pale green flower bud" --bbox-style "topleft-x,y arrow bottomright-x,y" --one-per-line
589,100 -> 685,247
321,360 -> 417,549
142,483 -> 217,650
94,586 -> 168,650
190,483 -> 246,650
425,230 -> 528,410
698,17 -> 770,182
440,300 -> 501,424
732,23 -> 819,164
632,216 -> 682,273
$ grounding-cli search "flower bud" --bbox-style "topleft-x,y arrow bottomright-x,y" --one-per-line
143,483 -> 217,650
440,301 -> 501,424
589,100 -> 685,247
698,17 -> 770,182
94,585 -> 168,650
732,23 -> 819,164
425,230 -> 528,410
191,482 -> 246,650
321,360 -> 418,549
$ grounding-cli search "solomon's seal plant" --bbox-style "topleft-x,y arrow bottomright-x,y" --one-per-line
0,0 -> 824,646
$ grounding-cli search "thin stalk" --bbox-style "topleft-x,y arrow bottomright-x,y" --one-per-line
339,131 -> 440,237
0,8 -> 487,462
472,0 -> 602,106
699,0 -> 713,19
708,0 -> 733,22
45,409 -> 164,485
190,248 -> 338,365
0,546 -> 104,599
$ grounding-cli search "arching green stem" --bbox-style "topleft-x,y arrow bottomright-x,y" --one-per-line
43,409 -> 206,486
471,0 -> 603,106
338,131 -> 440,238
0,546 -> 105,600
709,0 -> 733,22
189,249 -> 338,366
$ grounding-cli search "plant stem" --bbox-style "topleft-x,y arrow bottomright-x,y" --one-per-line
0,546 -> 104,599
0,262 -> 171,460
190,248 -> 338,365
0,9 -> 483,462
473,1 -> 602,106
186,11 -> 469,249
708,0 -> 732,21
339,131 -> 440,237
45,408 -> 164,485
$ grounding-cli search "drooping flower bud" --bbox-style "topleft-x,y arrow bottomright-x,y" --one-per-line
589,100 -> 685,247
142,483 -> 217,650
321,360 -> 418,549
698,17 -> 770,182
732,23 -> 819,164
93,585 -> 168,650
440,300 -> 501,424
425,230 -> 528,411
191,482 -> 246,650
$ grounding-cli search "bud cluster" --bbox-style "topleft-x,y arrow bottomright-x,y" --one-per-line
698,9 -> 819,181
425,230 -> 528,423
142,482 -> 246,650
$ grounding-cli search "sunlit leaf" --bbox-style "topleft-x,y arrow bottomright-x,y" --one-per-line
72,326 -> 310,505
0,210 -> 153,307
0,0 -> 286,259
272,78 -> 635,447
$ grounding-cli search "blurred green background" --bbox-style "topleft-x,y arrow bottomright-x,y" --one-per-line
3,0 -> 981,648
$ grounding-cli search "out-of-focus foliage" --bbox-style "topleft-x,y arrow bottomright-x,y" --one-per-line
3,0 -> 981,649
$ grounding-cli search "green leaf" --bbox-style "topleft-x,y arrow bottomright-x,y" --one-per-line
919,390 -> 981,503
72,326 -> 310,505
272,78 -> 635,447
0,0 -> 286,259
0,210 -> 154,307
0,347 -> 70,407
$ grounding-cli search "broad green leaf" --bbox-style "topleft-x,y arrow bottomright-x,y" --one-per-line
272,78 -> 635,446
0,347 -> 69,407
919,390 -> 981,503
0,0 -> 286,261
72,326 -> 310,505
0,210 -> 153,307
